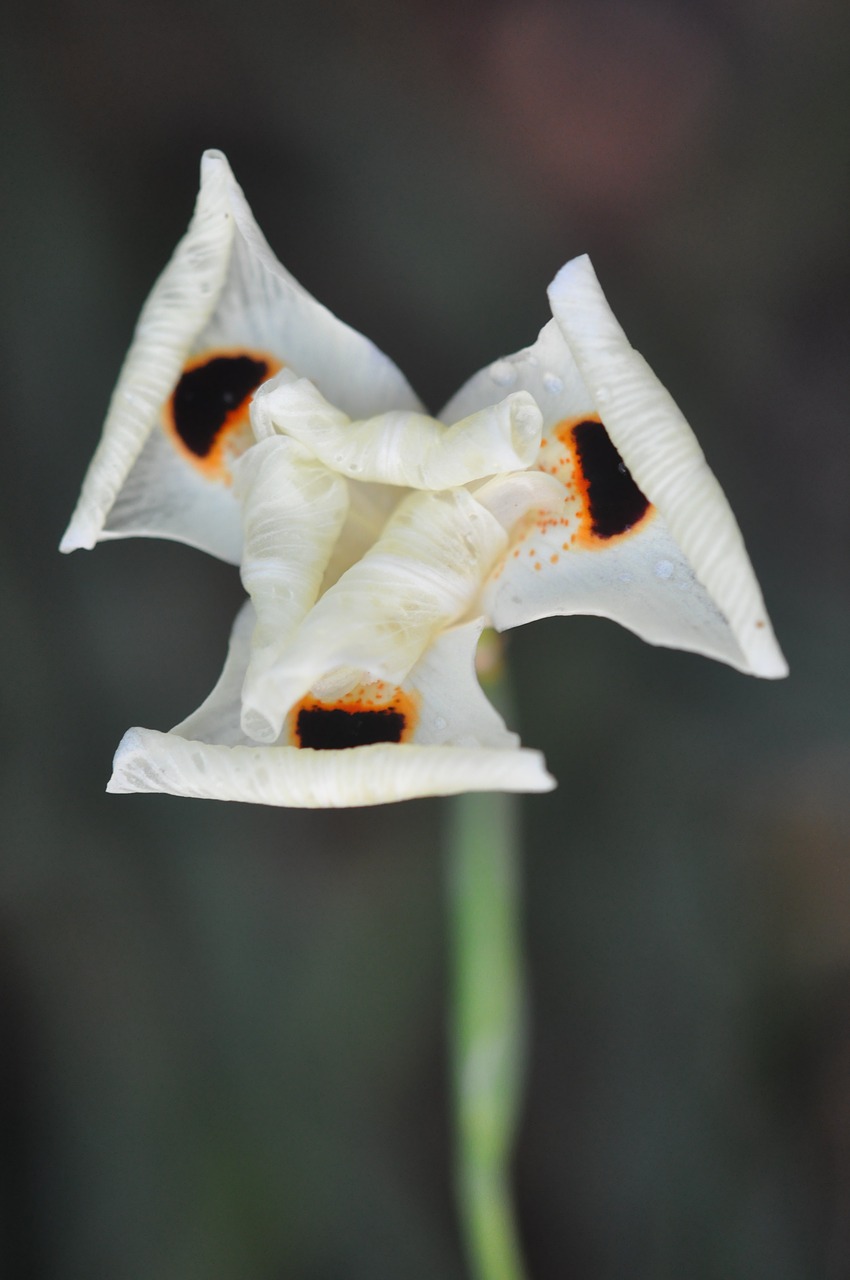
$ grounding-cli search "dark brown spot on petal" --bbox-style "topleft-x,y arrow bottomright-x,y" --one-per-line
164,348 -> 281,480
172,353 -> 270,456
290,685 -> 420,750
571,419 -> 650,539
525,414 -> 654,551
297,706 -> 406,749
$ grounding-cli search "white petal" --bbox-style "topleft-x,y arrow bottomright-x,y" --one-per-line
254,373 -> 542,487
108,729 -> 553,807
62,150 -> 422,561
245,488 -> 510,742
171,601 -> 256,746
61,151 -> 236,554
200,162 -> 423,421
483,502 -> 757,671
439,317 -> 595,429
233,437 -> 349,740
402,619 -> 521,748
114,610 -> 555,807
547,256 -> 787,678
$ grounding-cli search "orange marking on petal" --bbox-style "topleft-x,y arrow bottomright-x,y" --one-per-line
288,683 -> 420,750
164,348 -> 282,482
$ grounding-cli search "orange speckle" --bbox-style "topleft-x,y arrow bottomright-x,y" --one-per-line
550,553 -> 559,564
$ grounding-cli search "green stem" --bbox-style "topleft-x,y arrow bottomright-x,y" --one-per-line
446,653 -> 530,1280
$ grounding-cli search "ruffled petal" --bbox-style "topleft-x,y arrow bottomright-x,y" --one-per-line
242,486 -> 511,743
60,150 -> 236,555
253,371 -> 542,487
233,436 -> 350,740
545,256 -> 787,677
62,150 -> 422,562
109,616 -> 554,806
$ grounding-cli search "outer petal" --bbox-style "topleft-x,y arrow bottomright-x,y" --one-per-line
111,615 -> 554,806
253,372 -> 542,487
60,151 -> 236,556
107,732 -> 553,807
451,257 -> 786,678
546,256 -> 786,677
61,150 -> 422,562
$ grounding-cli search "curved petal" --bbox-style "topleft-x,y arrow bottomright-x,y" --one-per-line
171,600 -> 256,746
546,256 -> 787,678
243,487 -> 511,742
439,317 -> 594,430
62,150 -> 422,561
253,372 -> 542,487
233,436 -> 350,740
202,166 -> 423,420
109,617 -> 554,807
61,151 -> 236,554
107,730 -> 553,807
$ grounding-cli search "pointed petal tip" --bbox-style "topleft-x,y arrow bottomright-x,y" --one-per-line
548,252 -> 594,297
200,148 -> 231,174
748,636 -> 789,680
59,517 -> 95,554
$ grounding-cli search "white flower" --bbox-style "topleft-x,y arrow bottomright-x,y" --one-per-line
59,150 -> 421,563
63,152 -> 785,808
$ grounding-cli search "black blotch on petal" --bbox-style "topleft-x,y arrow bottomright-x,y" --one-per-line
573,420 -> 650,538
297,707 -> 406,750
171,355 -> 269,456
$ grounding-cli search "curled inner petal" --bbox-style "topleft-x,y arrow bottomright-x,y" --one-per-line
242,488 -> 510,743
253,374 -> 543,487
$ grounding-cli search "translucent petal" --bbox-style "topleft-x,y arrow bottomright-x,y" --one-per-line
233,437 -> 350,740
109,616 -> 554,806
61,150 -> 422,561
439,317 -> 595,430
244,487 -> 511,742
546,256 -> 787,677
253,372 -> 542,487
171,601 -> 256,746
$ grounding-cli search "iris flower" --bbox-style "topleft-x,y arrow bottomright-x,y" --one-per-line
62,152 -> 786,807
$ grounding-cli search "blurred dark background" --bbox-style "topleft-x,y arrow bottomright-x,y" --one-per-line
2,0 -> 849,1276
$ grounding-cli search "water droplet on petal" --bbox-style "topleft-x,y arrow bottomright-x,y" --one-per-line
542,372 -> 563,395
654,559 -> 674,580
434,715 -> 447,731
489,360 -> 517,388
